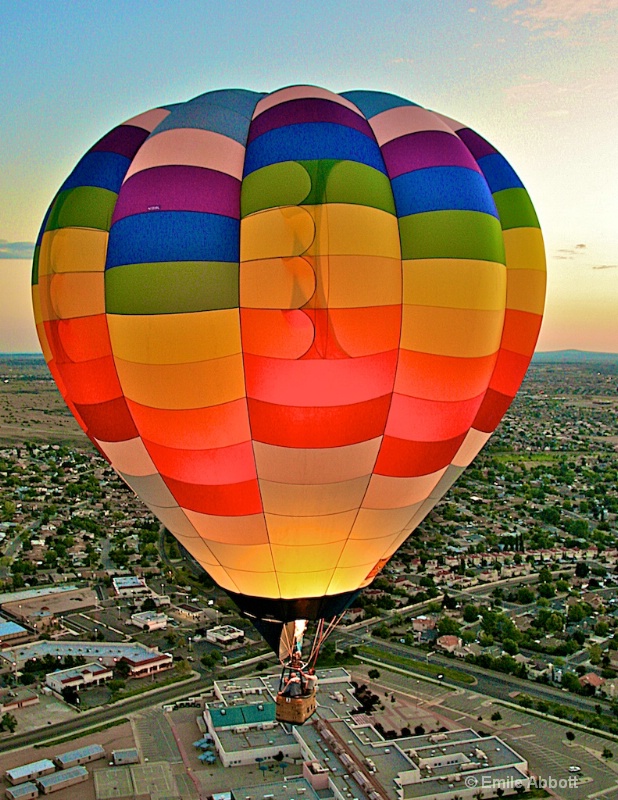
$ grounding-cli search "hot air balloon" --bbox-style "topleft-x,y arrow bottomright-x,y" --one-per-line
32,85 -> 545,723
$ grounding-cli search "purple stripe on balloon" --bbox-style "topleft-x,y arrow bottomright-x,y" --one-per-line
456,128 -> 498,160
380,130 -> 481,179
247,98 -> 375,144
112,165 -> 241,224
91,125 -> 151,159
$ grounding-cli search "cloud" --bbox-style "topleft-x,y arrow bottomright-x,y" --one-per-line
492,0 -> 618,38
592,264 -> 618,270
0,240 -> 35,260
554,245 -> 587,260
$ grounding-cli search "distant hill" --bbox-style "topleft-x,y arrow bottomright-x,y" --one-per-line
533,350 -> 618,364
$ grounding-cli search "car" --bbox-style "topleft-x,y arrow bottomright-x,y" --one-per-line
568,766 -> 581,773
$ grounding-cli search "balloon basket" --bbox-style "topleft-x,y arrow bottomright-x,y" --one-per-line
275,692 -> 317,725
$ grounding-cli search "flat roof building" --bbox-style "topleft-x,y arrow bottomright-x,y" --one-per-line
53,744 -> 105,769
46,662 -> 112,696
5,782 -> 38,800
206,625 -> 244,645
112,576 -> 149,597
130,610 -> 168,631
111,748 -> 139,766
37,765 -> 88,794
6,759 -> 55,786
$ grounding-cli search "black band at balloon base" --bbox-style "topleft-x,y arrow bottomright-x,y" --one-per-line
224,588 -> 360,626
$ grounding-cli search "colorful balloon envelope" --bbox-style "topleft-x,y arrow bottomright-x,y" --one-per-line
32,85 -> 546,639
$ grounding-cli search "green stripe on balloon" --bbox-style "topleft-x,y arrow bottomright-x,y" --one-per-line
104,261 -> 240,314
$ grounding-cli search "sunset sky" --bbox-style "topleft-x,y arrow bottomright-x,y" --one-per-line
1,0 -> 616,353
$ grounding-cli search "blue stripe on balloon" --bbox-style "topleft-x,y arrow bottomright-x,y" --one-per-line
391,166 -> 498,218
341,90 -> 418,119
60,151 -> 131,193
154,89 -> 264,144
477,153 -> 525,193
106,211 -> 239,269
243,122 -> 387,176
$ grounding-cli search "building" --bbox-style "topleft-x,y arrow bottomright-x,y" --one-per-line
46,662 -> 113,696
0,688 -> 39,715
111,748 -> 140,766
1,588 -> 97,631
53,744 -> 105,769
130,610 -> 168,631
0,616 -> 30,647
37,765 -> 88,794
5,783 -> 38,800
205,625 -> 244,646
436,635 -> 463,653
6,759 -> 55,786
174,603 -> 208,622
111,576 -> 150,597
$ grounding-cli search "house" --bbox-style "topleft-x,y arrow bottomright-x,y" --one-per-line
436,635 -> 462,653
579,672 -> 605,694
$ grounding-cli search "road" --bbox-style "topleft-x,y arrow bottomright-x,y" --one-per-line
0,674 -> 205,754
340,631 -> 612,716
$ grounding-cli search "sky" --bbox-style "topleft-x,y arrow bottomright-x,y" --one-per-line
1,0 -> 617,353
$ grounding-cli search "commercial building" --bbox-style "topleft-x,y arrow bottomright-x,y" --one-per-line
6,759 -> 55,786
4,640 -> 173,678
37,765 -> 88,794
1,588 -> 97,631
205,625 -> 244,645
0,688 -> 39,714
46,662 -> 113,696
130,610 -> 168,631
112,576 -> 150,597
53,744 -> 105,769
0,616 -> 30,647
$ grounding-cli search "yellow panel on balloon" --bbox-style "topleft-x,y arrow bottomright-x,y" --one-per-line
107,310 -> 242,364
401,306 -> 504,358
265,510 -> 357,546
241,207 -> 315,261
349,503 -> 424,539
503,227 -> 546,271
324,255 -> 402,308
362,471 -> 446,509
304,204 -> 400,258
403,259 -> 506,310
259,475 -> 370,517
34,319 -> 53,362
145,503 -> 202,538
113,355 -> 246,409
184,509 -> 269,545
271,541 -> 345,574
253,439 -> 381,485
223,568 -> 281,598
276,569 -> 334,599
205,542 -> 275,573
452,428 -> 492,467
505,270 -> 546,314
49,273 -> 105,320
327,565 -> 379,596
119,472 -> 177,507
39,228 -> 108,276
240,257 -> 316,309
335,534 -> 400,569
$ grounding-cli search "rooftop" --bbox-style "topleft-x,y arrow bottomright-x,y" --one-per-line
0,585 -> 81,605
6,759 -> 55,781
37,765 -> 88,789
55,744 -> 105,765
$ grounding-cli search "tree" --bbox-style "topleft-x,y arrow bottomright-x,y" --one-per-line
566,731 -> 575,742
575,562 -> 589,579
463,604 -> 479,623
0,713 -> 17,733
602,747 -> 613,760
437,616 -> 461,636
516,587 -> 535,604
491,711 -> 502,722
368,669 -> 380,680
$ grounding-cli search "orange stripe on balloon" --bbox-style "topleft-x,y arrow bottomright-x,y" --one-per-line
59,356 -> 123,405
248,395 -> 392,448
144,439 -> 257,485
162,476 -> 263,516
394,350 -> 497,402
44,315 -> 112,364
375,434 -> 466,477
385,392 -> 485,441
500,310 -> 543,356
125,399 -> 252,450
74,397 -> 139,442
